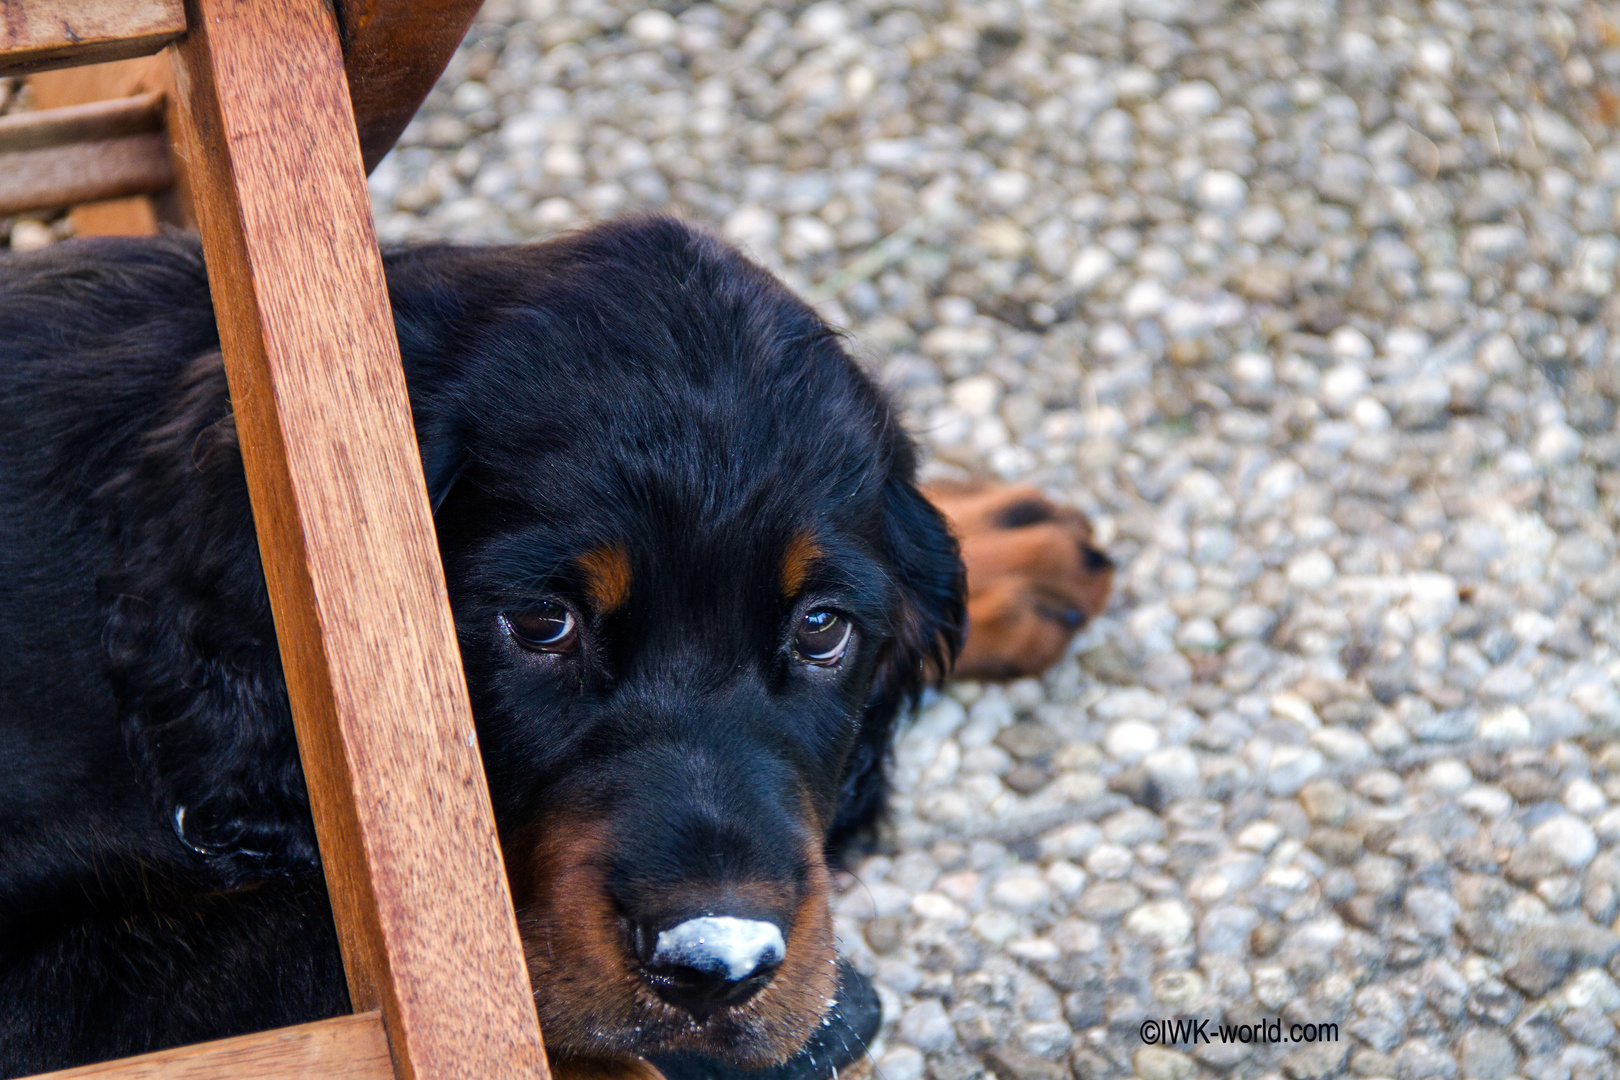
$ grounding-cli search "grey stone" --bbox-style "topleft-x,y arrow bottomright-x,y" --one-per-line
1284,1041 -> 1351,1080
899,999 -> 956,1053
1075,882 -> 1143,921
1458,1028 -> 1519,1080
1298,778 -> 1350,825
983,1046 -> 1066,1080
995,722 -> 1062,762
1316,154 -> 1372,204
1559,1007 -> 1616,1049
1504,950 -> 1574,998
1513,1006 -> 1569,1056
1405,887 -> 1461,938
1397,1039 -> 1460,1080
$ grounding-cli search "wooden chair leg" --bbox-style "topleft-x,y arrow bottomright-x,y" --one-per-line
166,1 -> 550,1078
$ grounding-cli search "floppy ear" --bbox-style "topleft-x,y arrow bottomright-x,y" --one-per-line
826,474 -> 965,860
387,254 -> 475,515
419,427 -> 469,514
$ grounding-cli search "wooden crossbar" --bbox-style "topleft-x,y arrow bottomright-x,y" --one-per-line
0,93 -> 174,218
0,134 -> 171,215
28,1014 -> 392,1080
0,93 -> 165,152
0,0 -> 186,77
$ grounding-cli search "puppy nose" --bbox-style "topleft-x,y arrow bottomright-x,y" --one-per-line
639,916 -> 786,1018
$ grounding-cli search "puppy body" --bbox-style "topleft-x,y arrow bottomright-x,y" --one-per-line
0,220 -> 962,1076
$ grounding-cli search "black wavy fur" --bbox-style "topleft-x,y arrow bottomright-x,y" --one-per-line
0,217 -> 962,1077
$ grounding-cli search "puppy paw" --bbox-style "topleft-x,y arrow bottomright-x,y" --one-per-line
923,480 -> 1114,681
550,1057 -> 670,1080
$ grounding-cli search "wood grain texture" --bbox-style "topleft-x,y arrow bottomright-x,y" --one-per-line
29,55 -> 195,232
168,2 -> 550,1079
334,0 -> 485,172
0,0 -> 186,77
24,1013 -> 392,1080
0,133 -> 172,215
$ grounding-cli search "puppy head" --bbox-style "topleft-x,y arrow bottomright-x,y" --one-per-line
394,218 -> 962,1065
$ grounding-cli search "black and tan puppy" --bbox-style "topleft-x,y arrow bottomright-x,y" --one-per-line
0,218 -> 963,1077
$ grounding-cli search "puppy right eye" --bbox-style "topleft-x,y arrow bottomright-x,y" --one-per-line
795,609 -> 852,665
502,603 -> 578,653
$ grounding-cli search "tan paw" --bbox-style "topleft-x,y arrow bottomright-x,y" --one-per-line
550,1056 -> 669,1080
923,480 -> 1114,681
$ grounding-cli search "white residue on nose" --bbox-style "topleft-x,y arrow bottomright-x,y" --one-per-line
653,916 -> 786,981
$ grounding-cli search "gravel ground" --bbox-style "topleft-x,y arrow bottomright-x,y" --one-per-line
10,1 -> 1620,1079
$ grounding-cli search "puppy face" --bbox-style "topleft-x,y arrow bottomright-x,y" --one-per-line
397,220 -> 963,1065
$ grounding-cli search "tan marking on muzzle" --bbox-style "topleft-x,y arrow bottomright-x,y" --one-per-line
507,814 -> 838,1067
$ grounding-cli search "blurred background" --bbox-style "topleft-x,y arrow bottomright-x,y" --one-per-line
8,2 -> 1620,1080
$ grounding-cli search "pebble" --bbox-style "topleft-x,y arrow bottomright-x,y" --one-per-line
1076,882 -> 1143,921
8,220 -> 54,252
219,1 -> 1620,1077
1017,1020 -> 1073,1060
1134,1047 -> 1196,1080
1563,779 -> 1608,817
1083,843 -> 1133,880
1266,746 -> 1327,796
1298,779 -> 1351,825
877,1047 -> 927,1080
1456,1028 -> 1519,1080
990,871 -> 1051,914
1104,720 -> 1160,763
1252,966 -> 1295,1010
1286,551 -> 1338,592
1529,816 -> 1600,871
1199,905 -> 1260,955
897,1000 -> 954,1053
1141,746 -> 1200,801
1123,900 -> 1193,947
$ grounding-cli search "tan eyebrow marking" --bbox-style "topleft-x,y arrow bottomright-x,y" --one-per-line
781,532 -> 822,597
577,544 -> 631,613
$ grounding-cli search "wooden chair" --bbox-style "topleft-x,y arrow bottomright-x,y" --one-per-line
2,3 -> 554,1078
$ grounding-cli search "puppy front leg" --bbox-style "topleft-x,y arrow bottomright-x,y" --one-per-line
550,1057 -> 668,1080
922,480 -> 1114,681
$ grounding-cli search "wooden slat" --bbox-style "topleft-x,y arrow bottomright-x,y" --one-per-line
27,1012 -> 391,1080
0,94 -> 171,218
336,0 -> 485,172
167,2 -> 550,1079
0,134 -> 172,216
55,194 -> 160,235
28,56 -> 194,234
0,92 -> 164,152
0,0 -> 186,77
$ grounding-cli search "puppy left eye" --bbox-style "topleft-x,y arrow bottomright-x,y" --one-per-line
795,610 -> 852,665
503,603 -> 578,653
